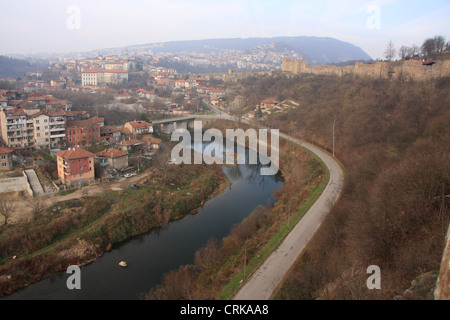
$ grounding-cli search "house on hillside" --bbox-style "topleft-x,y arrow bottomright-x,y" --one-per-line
56,147 -> 95,185
142,135 -> 162,151
95,148 -> 128,170
117,138 -> 143,153
124,121 -> 153,136
0,147 -> 14,171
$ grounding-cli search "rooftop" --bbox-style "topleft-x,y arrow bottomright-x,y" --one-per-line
56,147 -> 95,160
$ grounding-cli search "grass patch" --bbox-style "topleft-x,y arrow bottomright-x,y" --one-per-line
57,189 -> 77,196
217,146 -> 331,300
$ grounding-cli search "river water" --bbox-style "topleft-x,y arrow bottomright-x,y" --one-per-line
4,142 -> 283,300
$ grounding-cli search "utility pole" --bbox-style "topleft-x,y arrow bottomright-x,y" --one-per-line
332,117 -> 336,157
243,241 -> 247,282
288,198 -> 291,228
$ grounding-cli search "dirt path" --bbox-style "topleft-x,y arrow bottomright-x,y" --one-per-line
6,171 -> 150,225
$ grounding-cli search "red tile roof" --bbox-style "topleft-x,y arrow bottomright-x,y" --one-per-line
96,148 -> 128,158
0,147 -> 13,155
56,147 -> 95,160
126,121 -> 152,128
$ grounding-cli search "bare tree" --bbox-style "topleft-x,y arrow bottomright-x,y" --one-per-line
407,44 -> 420,59
398,46 -> 409,60
434,35 -> 446,54
421,37 -> 437,57
0,198 -> 16,225
384,40 -> 396,61
27,196 -> 49,221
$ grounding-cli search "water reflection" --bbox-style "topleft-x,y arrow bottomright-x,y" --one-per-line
4,142 -> 283,300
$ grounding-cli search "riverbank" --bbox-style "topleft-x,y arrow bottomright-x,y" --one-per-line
0,162 -> 228,297
146,123 -> 327,300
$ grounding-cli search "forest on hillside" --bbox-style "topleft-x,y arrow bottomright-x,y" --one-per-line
0,56 -> 48,79
238,73 -> 450,299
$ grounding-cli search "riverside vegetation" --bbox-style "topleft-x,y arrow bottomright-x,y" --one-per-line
236,73 -> 449,299
0,149 -> 227,297
146,120 -> 326,300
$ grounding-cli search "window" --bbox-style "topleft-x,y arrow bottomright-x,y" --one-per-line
36,120 -> 40,124
1,163 -> 6,167
1,155 -> 5,160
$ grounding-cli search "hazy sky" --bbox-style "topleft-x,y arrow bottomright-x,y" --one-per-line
1,0 -> 449,59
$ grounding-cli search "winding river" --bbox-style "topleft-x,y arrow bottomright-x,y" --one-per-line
4,142 -> 283,300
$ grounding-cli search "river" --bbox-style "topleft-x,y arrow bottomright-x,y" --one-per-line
3,142 -> 283,300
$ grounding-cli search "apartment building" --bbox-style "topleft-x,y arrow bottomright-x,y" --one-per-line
66,117 -> 104,147
0,147 -> 13,171
31,110 -> 67,149
81,68 -> 129,87
0,108 -> 34,148
56,147 -> 95,186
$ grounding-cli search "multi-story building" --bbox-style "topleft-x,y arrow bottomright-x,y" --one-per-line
0,147 -> 13,171
0,108 -> 34,148
124,121 -> 153,136
31,110 -> 67,149
66,117 -> 103,147
56,147 -> 95,185
81,68 -> 128,87
95,148 -> 129,170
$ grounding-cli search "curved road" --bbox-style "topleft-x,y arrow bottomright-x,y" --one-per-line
201,104 -> 345,300
233,133 -> 345,300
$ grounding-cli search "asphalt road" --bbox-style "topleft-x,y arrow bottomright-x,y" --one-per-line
232,132 -> 345,300
200,102 -> 346,300
200,105 -> 346,300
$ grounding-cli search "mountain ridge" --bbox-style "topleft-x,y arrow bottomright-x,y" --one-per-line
81,36 -> 373,65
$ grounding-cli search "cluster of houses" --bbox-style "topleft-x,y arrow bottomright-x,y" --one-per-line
243,98 -> 299,120
54,119 -> 161,185
0,89 -> 162,185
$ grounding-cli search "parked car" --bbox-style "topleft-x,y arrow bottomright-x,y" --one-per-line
129,184 -> 140,190
124,173 -> 136,178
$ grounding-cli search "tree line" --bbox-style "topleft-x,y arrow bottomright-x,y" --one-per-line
384,35 -> 448,61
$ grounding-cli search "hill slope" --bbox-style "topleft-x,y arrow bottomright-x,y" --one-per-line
96,36 -> 372,65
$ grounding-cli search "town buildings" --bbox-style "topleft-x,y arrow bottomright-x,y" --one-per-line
81,68 -> 129,87
0,108 -> 34,148
124,121 -> 153,136
56,147 -> 95,185
95,148 -> 129,170
0,147 -> 13,171
66,117 -> 104,147
31,110 -> 67,149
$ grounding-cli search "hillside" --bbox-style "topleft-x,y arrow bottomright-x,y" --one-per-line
234,73 -> 450,299
87,36 -> 372,65
0,56 -> 48,79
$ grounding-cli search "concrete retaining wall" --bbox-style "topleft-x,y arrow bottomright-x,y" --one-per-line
434,223 -> 450,300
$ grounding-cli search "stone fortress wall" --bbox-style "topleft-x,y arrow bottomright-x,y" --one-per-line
281,57 -> 450,81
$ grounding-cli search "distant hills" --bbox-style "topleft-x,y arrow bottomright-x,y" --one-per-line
0,56 -> 48,79
86,36 -> 373,65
